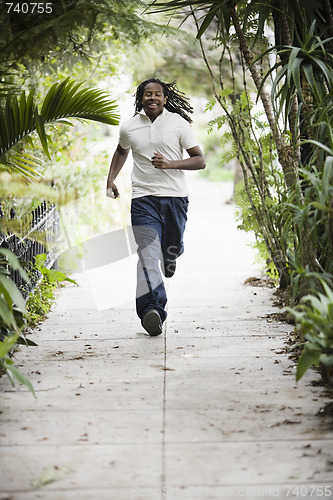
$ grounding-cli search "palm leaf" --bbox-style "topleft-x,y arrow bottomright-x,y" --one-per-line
0,81 -> 21,99
3,150 -> 44,179
302,63 -> 319,102
40,78 -> 119,125
287,47 -> 302,95
0,78 -> 119,176
35,111 -> 51,160
0,90 -> 36,157
149,0 -> 233,38
196,4 -> 222,38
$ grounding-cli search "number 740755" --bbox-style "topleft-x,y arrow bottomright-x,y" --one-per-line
6,3 -> 53,14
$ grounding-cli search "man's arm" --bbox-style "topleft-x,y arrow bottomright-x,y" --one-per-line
106,144 -> 130,198
151,146 -> 206,171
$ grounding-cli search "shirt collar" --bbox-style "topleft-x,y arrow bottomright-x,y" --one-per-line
139,108 -> 168,120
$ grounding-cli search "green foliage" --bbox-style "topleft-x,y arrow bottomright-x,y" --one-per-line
150,0 -> 235,38
200,165 -> 234,182
0,0 -> 162,76
0,78 -> 119,177
41,120 -> 125,252
234,180 -> 260,233
279,157 -> 333,299
129,25 -> 224,96
0,248 -> 28,333
285,281 -> 333,383
277,22 -> 332,96
0,334 -> 35,396
25,278 -> 56,327
0,248 -> 35,395
198,118 -> 235,182
26,254 -> 77,327
34,254 -> 78,286
209,92 -> 289,282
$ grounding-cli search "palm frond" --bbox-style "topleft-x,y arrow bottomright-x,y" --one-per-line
0,80 -> 21,99
0,78 -> 119,176
0,149 -> 44,179
41,78 -> 119,125
0,90 -> 35,156
148,0 -> 232,37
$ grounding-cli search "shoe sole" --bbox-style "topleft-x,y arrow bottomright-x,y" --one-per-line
142,310 -> 162,336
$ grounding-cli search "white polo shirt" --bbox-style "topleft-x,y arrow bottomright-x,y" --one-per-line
118,108 -> 198,198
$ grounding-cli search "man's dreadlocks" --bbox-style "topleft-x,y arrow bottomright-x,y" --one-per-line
134,78 -> 193,124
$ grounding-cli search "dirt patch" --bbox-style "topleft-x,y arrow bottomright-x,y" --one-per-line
265,311 -> 293,323
244,276 -> 276,288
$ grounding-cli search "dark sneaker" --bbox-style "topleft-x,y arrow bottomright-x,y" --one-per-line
142,309 -> 162,336
163,259 -> 176,278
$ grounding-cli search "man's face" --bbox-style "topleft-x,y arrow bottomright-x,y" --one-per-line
141,82 -> 167,121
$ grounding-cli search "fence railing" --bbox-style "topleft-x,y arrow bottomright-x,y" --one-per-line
0,201 -> 60,299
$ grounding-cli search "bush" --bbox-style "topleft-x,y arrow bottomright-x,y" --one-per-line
0,248 -> 35,394
286,281 -> 333,384
26,253 -> 77,326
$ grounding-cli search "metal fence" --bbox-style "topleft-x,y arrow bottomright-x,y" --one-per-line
0,201 -> 60,299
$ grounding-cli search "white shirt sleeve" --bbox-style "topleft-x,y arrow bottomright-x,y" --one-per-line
179,120 -> 199,151
118,122 -> 131,150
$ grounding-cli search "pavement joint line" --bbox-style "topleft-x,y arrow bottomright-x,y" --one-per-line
1,438 -> 333,448
17,355 -> 294,360
161,308 -> 168,487
1,439 -> 333,450
0,410 -> 322,416
39,321 -> 284,326
30,334 -> 291,340
3,483 -> 333,495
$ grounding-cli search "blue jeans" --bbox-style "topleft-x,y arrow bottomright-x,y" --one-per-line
131,195 -> 189,323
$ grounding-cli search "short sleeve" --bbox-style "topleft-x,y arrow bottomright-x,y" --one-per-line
179,120 -> 198,150
118,122 -> 131,150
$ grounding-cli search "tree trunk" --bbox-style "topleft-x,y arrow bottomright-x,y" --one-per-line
272,0 -> 300,161
230,6 -> 298,189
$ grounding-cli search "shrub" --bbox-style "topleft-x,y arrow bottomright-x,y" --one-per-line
0,248 -> 35,394
286,281 -> 333,384
26,253 -> 77,326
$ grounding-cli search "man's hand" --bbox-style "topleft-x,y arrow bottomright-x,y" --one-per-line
106,181 -> 120,198
151,146 -> 206,171
106,144 -> 130,198
152,152 -> 172,169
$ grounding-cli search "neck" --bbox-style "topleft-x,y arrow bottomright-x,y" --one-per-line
142,108 -> 164,122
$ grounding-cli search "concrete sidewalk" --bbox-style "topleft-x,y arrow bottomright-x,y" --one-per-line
1,176 -> 333,500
